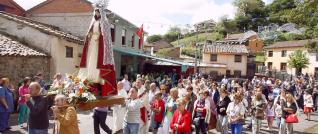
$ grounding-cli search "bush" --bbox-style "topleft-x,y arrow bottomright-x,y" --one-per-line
181,47 -> 197,58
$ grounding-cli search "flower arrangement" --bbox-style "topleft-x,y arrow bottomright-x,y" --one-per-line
47,74 -> 99,105
46,73 -> 125,110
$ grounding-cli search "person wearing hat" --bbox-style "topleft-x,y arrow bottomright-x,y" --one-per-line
149,91 -> 165,134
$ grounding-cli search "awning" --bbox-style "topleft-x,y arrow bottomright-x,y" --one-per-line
113,47 -> 192,66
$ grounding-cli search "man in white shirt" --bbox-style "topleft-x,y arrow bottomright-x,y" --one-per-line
122,74 -> 131,92
136,78 -> 150,134
221,76 -> 228,85
113,82 -> 128,133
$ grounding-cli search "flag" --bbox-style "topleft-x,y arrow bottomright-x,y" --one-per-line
136,24 -> 144,49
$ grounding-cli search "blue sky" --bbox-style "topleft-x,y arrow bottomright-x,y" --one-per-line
14,0 -> 273,35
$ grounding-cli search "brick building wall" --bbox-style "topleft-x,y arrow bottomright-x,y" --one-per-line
0,0 -> 25,16
26,0 -> 93,38
0,56 -> 50,87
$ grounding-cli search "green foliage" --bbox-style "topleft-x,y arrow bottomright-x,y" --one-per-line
146,35 -> 162,43
287,50 -> 310,75
215,16 -> 239,36
266,0 -> 297,24
305,40 -> 318,52
233,0 -> 268,31
276,32 -> 307,41
287,0 -> 318,38
156,48 -> 174,57
255,53 -> 266,62
163,32 -> 179,43
181,47 -> 196,58
171,32 -> 223,47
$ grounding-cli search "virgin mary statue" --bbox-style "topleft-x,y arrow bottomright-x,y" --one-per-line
78,6 -> 116,96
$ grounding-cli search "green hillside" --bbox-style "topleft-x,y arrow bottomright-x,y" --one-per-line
171,32 -> 224,47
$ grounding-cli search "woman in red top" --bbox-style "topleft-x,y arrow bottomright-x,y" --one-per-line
150,91 -> 165,134
170,98 -> 191,134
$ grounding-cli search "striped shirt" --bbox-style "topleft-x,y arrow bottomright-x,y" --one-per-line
124,99 -> 143,123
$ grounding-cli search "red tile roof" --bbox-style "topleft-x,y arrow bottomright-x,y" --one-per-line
203,43 -> 249,54
264,40 -> 315,49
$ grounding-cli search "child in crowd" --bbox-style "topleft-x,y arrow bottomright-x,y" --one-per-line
266,98 -> 275,131
304,90 -> 314,120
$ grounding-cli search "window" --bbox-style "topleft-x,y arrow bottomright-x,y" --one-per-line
234,55 -> 242,62
210,54 -> 217,61
267,62 -> 273,70
234,70 -> 241,77
110,24 -> 115,42
281,63 -> 287,71
65,46 -> 73,58
268,51 -> 273,57
131,34 -> 135,48
121,29 -> 126,45
255,43 -> 258,47
281,50 -> 287,57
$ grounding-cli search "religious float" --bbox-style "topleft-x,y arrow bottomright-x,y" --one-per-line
47,0 -> 124,110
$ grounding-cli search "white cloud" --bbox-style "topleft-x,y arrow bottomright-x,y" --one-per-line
16,0 -> 278,35
107,0 -> 236,35
14,0 -> 45,10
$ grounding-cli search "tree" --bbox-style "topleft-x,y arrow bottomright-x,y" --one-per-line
266,0 -> 297,24
287,50 -> 310,76
146,35 -> 162,43
305,40 -> 318,52
163,32 -> 179,43
233,0 -> 269,31
215,16 -> 238,36
287,0 -> 318,38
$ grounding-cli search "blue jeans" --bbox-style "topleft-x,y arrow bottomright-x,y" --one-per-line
195,119 -> 207,134
28,129 -> 48,134
231,124 -> 243,134
0,112 -> 9,131
123,122 -> 139,134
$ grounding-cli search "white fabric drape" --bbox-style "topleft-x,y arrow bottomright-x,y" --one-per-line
78,20 -> 102,83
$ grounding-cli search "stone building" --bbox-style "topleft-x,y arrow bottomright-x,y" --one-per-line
0,33 -> 49,85
264,40 -> 318,77
0,11 -> 83,80
201,42 -> 249,78
24,0 -> 147,79
194,19 -> 216,32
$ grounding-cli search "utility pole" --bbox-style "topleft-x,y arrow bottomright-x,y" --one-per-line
194,27 -> 199,76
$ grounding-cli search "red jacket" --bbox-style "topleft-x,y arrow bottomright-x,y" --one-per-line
170,109 -> 191,134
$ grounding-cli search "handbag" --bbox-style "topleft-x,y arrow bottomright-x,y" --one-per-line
285,114 -> 299,123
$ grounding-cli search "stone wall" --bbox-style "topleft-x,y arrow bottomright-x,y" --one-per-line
0,56 -> 50,87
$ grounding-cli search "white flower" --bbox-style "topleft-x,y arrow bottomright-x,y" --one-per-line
82,92 -> 89,97
69,93 -> 76,98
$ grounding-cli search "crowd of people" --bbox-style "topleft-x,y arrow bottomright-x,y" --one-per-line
0,72 -> 318,134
